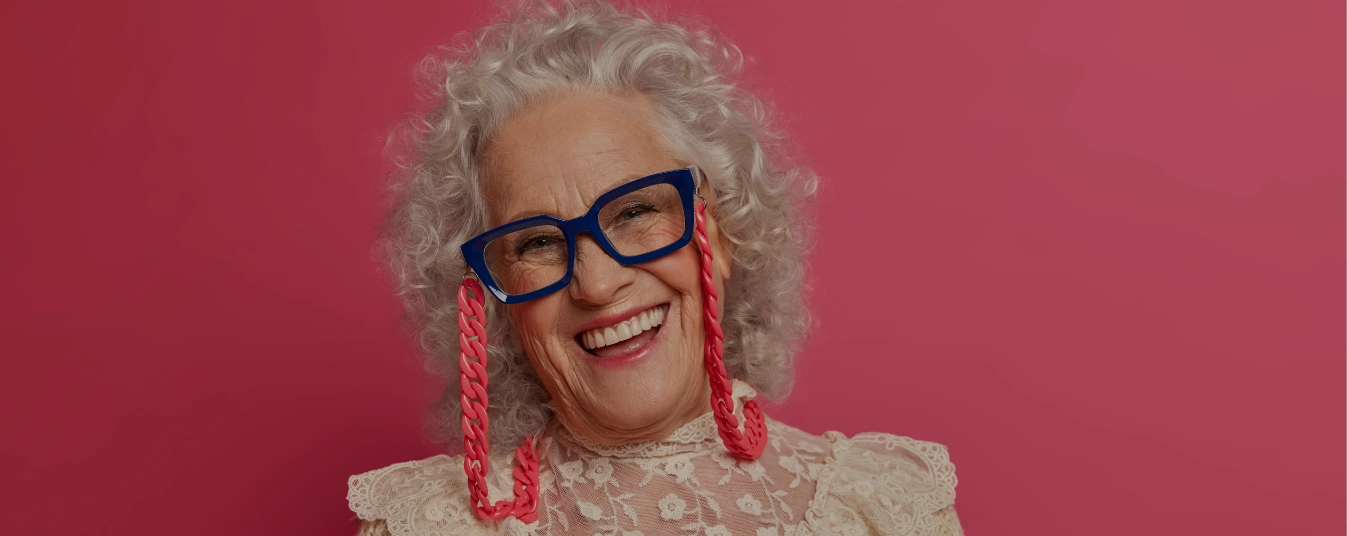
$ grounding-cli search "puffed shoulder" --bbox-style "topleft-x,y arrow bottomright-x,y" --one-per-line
347,453 -> 532,536
788,423 -> 961,536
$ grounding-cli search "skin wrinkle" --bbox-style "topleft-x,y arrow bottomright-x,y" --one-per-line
482,90 -> 732,446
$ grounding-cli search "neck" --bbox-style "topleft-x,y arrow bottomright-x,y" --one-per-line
553,380 -> 713,446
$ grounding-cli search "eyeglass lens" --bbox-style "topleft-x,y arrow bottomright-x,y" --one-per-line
483,182 -> 687,296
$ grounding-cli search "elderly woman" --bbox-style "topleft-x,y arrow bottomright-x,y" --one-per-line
347,2 -> 961,535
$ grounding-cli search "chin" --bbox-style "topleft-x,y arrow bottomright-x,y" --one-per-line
571,350 -> 703,441
596,357 -> 689,412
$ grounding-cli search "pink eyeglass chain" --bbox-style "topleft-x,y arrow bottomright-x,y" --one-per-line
456,200 -> 766,522
694,200 -> 769,460
456,277 -> 541,522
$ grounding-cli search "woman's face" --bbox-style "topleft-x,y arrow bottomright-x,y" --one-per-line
481,91 -> 732,445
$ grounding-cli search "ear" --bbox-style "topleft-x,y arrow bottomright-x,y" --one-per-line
701,207 -> 734,282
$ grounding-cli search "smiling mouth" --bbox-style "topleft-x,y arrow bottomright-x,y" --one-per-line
577,304 -> 669,359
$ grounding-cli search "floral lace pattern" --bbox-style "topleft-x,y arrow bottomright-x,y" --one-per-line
348,381 -> 962,536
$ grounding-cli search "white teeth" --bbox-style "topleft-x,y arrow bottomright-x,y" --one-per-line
581,305 -> 668,350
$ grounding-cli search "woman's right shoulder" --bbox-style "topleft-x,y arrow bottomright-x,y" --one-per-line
347,454 -> 533,536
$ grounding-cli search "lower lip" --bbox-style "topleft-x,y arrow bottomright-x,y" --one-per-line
585,319 -> 666,369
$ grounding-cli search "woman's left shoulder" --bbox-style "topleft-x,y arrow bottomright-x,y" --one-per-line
766,419 -> 963,536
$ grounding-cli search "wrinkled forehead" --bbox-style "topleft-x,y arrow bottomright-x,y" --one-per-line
479,91 -> 681,226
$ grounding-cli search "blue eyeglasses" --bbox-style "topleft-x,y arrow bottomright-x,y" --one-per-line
461,167 -> 703,304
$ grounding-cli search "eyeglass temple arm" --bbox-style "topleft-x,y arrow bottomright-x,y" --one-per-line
690,165 -> 706,202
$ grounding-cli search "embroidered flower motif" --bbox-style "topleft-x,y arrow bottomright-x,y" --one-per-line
736,493 -> 763,515
538,465 -> 557,493
778,456 -> 803,474
423,495 -> 454,522
558,460 -> 586,484
712,450 -> 737,471
757,527 -> 781,536
807,463 -> 824,480
664,458 -> 695,482
705,524 -> 733,536
633,458 -> 662,472
743,460 -> 767,481
853,480 -> 875,497
827,506 -> 867,536
577,500 -> 604,521
657,493 -> 687,520
585,458 -> 615,486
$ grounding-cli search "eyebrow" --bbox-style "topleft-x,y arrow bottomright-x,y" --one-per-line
499,208 -> 556,224
497,170 -> 660,224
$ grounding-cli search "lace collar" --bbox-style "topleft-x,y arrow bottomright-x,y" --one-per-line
549,379 -> 757,458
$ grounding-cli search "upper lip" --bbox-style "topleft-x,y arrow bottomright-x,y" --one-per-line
573,302 -> 669,337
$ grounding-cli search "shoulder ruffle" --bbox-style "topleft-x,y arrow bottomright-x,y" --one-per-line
798,431 -> 959,536
347,454 -> 534,536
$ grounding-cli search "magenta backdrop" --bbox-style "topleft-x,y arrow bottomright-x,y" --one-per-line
1,0 -> 1342,534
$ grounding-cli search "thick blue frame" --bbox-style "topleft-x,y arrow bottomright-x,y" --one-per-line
461,167 -> 702,304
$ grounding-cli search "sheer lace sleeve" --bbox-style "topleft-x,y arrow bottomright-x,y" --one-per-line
796,430 -> 961,536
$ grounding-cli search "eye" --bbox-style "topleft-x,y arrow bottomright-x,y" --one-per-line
517,236 -> 555,253
618,204 -> 655,221
511,232 -> 560,254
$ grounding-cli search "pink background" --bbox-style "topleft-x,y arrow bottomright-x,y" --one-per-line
2,0 -> 1342,534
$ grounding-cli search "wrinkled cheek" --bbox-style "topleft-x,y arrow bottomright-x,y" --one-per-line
511,323 -> 564,390
527,347 -> 597,431
679,294 -> 706,365
527,341 -> 567,390
672,252 -> 719,354
529,342 -> 601,422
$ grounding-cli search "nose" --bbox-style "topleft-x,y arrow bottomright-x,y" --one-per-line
568,233 -> 635,305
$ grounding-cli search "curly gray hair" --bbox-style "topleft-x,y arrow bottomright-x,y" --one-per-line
380,0 -> 819,450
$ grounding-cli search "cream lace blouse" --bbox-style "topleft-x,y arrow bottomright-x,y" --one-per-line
348,381 -> 963,536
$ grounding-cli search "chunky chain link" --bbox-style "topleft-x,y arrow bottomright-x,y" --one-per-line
695,201 -> 768,460
458,279 -> 541,522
